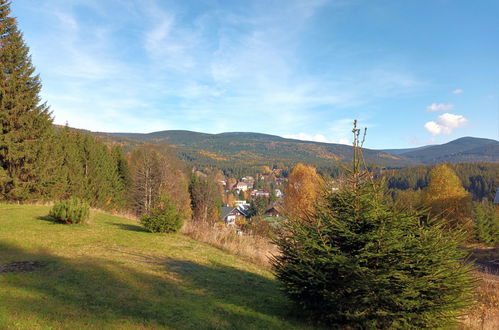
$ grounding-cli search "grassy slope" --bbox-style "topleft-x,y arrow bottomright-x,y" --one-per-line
0,204 -> 309,329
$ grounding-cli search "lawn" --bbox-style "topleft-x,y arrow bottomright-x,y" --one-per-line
0,204 -> 310,329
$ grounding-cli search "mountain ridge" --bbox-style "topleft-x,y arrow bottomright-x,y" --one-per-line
97,130 -> 499,167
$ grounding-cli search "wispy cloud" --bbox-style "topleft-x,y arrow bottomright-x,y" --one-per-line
426,103 -> 454,112
424,113 -> 468,135
452,89 -> 463,94
15,0 -> 424,137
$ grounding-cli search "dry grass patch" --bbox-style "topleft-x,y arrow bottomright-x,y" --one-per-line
460,272 -> 499,329
181,221 -> 278,268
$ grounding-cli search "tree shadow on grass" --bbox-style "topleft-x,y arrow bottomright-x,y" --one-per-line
109,222 -> 149,233
0,242 -> 309,329
164,259 -> 300,320
36,215 -> 57,223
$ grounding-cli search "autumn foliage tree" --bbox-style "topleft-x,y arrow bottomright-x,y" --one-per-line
129,144 -> 191,223
189,173 -> 221,223
283,163 -> 323,219
424,163 -> 472,230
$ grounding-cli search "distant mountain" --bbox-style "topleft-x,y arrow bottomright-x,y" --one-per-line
384,137 -> 499,164
96,130 -> 499,168
380,145 -> 434,155
104,130 -> 411,167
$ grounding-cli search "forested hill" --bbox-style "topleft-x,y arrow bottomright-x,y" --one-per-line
96,130 -> 499,168
101,130 -> 412,168
381,137 -> 499,164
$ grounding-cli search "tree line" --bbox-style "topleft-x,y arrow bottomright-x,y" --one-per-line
383,162 -> 499,201
0,2 -> 200,229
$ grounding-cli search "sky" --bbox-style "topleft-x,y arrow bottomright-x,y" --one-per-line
11,0 -> 499,149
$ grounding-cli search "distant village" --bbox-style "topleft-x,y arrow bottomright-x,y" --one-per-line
195,167 -> 287,230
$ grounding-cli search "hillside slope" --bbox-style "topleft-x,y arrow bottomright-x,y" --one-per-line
396,137 -> 499,164
105,130 -> 412,167
0,204 -> 308,329
102,130 -> 499,167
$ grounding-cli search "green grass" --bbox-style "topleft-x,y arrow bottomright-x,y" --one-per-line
0,204 -> 310,329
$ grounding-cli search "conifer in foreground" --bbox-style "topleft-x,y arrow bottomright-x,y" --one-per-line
0,0 -> 53,200
272,122 -> 475,328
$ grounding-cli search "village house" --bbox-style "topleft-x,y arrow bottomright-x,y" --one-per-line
264,205 -> 282,217
241,176 -> 255,188
251,190 -> 270,198
221,206 -> 247,226
235,182 -> 249,192
272,168 -> 283,176
234,200 -> 250,208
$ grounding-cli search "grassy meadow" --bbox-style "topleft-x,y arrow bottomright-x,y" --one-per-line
1,204 -> 498,329
0,204 -> 310,329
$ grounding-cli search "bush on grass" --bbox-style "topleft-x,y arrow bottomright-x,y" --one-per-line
140,196 -> 182,233
49,198 -> 90,224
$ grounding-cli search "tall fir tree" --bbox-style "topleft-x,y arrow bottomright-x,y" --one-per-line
0,0 -> 54,200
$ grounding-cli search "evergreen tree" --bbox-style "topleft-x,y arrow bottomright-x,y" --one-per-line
54,126 -> 85,200
273,122 -> 475,328
247,196 -> 268,218
111,145 -> 129,188
472,201 -> 499,246
0,0 -> 54,200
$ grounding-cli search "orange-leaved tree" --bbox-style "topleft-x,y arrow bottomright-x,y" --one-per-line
283,163 -> 323,220
424,163 -> 472,230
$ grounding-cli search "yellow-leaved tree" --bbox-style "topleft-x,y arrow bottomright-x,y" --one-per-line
424,163 -> 472,229
283,163 -> 323,220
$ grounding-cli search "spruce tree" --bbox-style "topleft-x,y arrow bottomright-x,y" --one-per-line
273,122 -> 475,328
55,126 -> 86,200
0,0 -> 53,200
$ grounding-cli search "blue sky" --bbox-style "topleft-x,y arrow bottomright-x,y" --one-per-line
11,0 -> 499,148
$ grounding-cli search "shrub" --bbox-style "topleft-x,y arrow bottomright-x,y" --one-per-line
49,198 -> 90,224
140,196 -> 182,233
273,179 -> 476,328
272,124 -> 475,328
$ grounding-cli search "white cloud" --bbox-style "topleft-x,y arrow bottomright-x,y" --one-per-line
452,89 -> 463,94
424,113 -> 468,135
283,133 -> 331,143
426,103 -> 454,112
424,121 -> 442,135
282,133 -> 353,145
